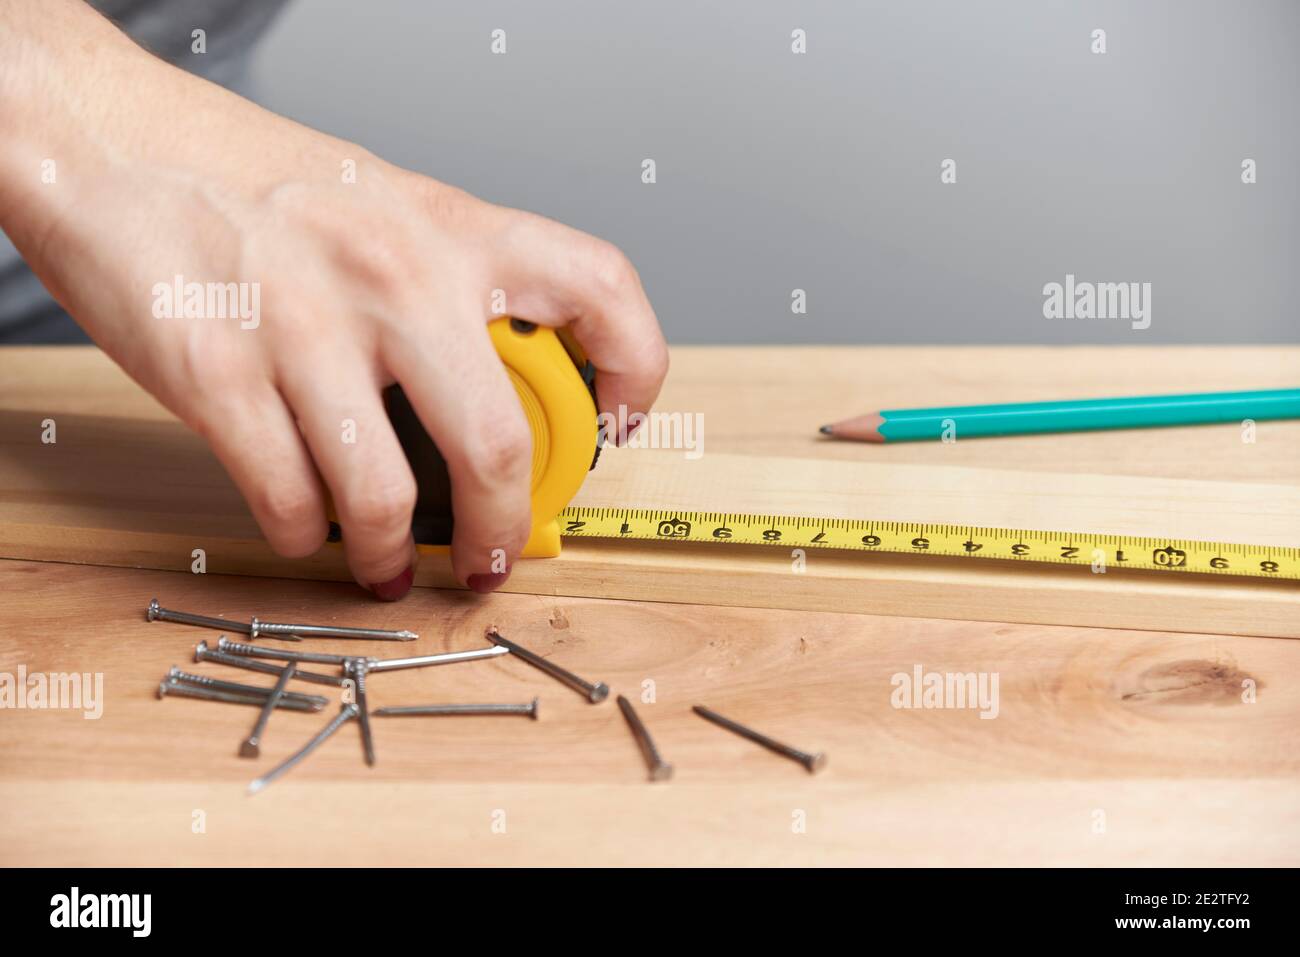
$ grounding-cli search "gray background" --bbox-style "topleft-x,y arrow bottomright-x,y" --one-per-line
19,0 -> 1293,346
246,0 -> 1298,345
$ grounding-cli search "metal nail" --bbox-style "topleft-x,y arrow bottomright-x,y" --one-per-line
366,645 -> 508,673
156,678 -> 317,712
343,658 -> 376,767
240,661 -> 297,759
217,636 -> 355,667
194,639 -> 347,687
167,666 -> 326,710
617,695 -> 673,782
692,705 -> 825,774
147,599 -> 300,641
485,627 -> 608,703
374,697 -> 540,719
250,616 -> 416,642
248,704 -> 359,795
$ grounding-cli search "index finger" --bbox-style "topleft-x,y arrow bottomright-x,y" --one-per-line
481,210 -> 669,430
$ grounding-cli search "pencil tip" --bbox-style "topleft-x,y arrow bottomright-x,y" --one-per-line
818,424 -> 834,436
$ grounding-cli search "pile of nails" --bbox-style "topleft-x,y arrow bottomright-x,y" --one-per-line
148,598 -> 826,793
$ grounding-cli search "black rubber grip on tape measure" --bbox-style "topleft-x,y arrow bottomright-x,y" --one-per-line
330,366 -> 601,548
385,383 -> 456,546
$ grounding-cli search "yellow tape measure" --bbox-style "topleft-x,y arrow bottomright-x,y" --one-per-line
368,321 -> 1294,585
557,508 -> 1300,581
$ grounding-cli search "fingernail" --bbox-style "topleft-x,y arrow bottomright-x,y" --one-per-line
466,571 -> 510,594
369,565 -> 414,602
617,419 -> 645,448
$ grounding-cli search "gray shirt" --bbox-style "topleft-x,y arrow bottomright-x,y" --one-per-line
0,0 -> 289,342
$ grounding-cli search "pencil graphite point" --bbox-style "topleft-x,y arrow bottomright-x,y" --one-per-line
819,413 -> 886,443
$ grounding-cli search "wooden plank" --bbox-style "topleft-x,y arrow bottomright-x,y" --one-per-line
1,350 -> 1296,638
657,344 -> 1300,481
1,559 -> 1296,866
577,448 -> 1300,545
4,345 -> 1298,481
2,347 -> 1297,868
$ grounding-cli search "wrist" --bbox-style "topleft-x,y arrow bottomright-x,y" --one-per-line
0,1 -> 159,239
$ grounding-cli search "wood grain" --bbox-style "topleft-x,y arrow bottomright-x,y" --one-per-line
657,345 -> 1300,481
1,346 -> 1296,638
2,345 -> 1298,867
4,345 -> 1297,479
1,559 -> 1296,866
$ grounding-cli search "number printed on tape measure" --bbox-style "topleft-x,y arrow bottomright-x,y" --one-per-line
558,508 -> 1300,581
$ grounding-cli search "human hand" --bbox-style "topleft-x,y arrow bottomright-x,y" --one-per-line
0,0 -> 668,598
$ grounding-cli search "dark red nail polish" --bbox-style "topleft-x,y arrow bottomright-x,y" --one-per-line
466,571 -> 510,594
617,419 -> 645,448
369,565 -> 414,602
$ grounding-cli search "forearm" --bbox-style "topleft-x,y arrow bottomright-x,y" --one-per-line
0,2 -> 288,240
2,0 -> 366,244
0,1 -> 149,242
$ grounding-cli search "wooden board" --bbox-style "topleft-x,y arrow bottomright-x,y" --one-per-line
6,345 -> 1299,478
1,348 -> 1297,638
657,344 -> 1300,482
1,559 -> 1296,867
3,435 -> 1299,638
3,346 -> 1298,868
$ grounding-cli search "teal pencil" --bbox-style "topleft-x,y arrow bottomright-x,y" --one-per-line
819,388 -> 1300,443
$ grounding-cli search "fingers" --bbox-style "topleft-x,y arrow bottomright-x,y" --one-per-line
193,386 -> 330,560
483,210 -> 669,433
276,348 -> 419,600
383,315 -> 533,590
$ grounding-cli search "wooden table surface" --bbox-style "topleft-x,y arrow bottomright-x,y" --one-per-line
1,345 -> 1297,866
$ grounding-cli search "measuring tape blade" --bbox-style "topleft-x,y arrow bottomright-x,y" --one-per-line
558,507 -> 1299,581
